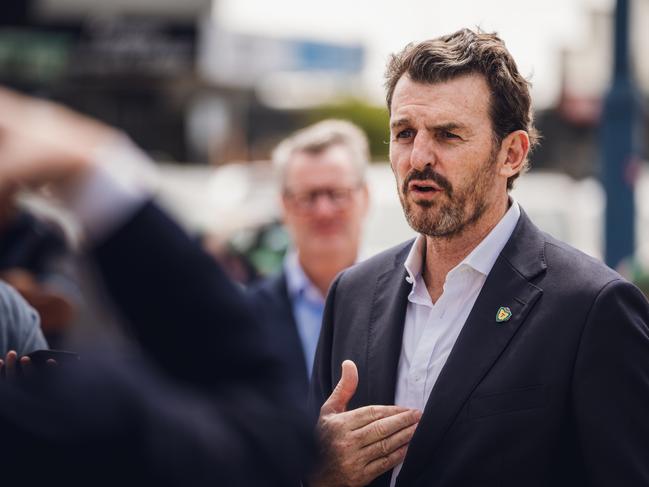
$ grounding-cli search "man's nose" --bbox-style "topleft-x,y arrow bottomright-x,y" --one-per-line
312,193 -> 338,216
410,132 -> 437,172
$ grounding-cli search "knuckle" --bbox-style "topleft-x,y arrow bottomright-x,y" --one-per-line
379,437 -> 391,456
374,420 -> 387,438
327,415 -> 341,430
368,405 -> 379,421
326,415 -> 347,435
380,455 -> 391,470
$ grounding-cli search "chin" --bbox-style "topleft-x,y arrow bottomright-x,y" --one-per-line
309,234 -> 348,251
315,233 -> 346,245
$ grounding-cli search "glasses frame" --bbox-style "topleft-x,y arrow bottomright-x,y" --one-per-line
283,184 -> 363,212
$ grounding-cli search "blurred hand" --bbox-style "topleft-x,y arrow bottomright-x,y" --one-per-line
0,350 -> 58,380
0,350 -> 32,380
0,87 -> 120,197
311,360 -> 421,487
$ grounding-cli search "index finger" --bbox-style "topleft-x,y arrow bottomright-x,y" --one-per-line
339,405 -> 414,431
355,409 -> 421,447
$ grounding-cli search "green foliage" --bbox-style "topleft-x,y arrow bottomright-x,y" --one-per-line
303,99 -> 390,161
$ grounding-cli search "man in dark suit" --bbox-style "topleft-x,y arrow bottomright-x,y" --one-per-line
252,120 -> 369,393
0,87 -> 313,485
309,29 -> 649,487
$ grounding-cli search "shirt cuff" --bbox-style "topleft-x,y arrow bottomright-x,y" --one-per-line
66,136 -> 158,244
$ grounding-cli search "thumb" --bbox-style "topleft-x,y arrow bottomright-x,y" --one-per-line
321,360 -> 358,415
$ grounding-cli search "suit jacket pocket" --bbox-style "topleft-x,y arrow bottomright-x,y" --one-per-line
468,385 -> 547,419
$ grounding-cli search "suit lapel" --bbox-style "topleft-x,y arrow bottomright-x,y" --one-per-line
396,211 -> 547,486
364,243 -> 413,487
366,242 -> 413,407
276,272 -> 300,335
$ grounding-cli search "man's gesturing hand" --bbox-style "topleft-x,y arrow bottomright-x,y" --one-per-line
312,360 -> 422,487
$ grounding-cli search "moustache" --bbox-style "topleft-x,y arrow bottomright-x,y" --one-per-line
403,166 -> 453,196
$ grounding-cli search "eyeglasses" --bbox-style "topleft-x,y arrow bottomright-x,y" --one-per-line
284,186 -> 361,211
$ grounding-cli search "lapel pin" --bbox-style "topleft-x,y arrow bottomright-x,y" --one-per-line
496,306 -> 512,323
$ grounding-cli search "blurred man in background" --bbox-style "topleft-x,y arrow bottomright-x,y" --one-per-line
251,120 -> 369,391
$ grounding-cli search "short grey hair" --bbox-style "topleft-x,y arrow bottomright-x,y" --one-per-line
272,119 -> 370,190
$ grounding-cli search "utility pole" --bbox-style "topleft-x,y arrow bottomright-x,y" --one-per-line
601,0 -> 639,269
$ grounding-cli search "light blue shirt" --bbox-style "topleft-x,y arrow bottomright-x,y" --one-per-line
284,252 -> 325,378
0,281 -> 48,355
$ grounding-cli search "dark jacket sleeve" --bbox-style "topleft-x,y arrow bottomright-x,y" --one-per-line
572,278 -> 649,486
90,201 -> 277,391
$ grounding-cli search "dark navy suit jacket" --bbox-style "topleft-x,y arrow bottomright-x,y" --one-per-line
311,209 -> 649,487
250,272 -> 310,398
0,202 -> 313,486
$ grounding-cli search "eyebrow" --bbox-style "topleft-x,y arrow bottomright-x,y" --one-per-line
432,122 -> 467,132
389,118 -> 411,130
389,118 -> 469,132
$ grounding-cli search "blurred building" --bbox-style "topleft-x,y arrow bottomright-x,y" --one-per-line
0,0 -> 366,164
533,0 -> 648,179
0,0 -> 207,161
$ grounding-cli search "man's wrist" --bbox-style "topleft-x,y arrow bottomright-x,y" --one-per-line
64,135 -> 156,244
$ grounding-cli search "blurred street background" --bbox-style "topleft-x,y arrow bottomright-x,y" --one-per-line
2,0 -> 648,293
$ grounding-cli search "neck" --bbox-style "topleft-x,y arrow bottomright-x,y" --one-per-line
423,196 -> 509,303
298,250 -> 356,297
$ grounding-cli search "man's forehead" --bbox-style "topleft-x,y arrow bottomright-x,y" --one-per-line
289,144 -> 354,167
389,74 -> 491,119
285,146 -> 358,185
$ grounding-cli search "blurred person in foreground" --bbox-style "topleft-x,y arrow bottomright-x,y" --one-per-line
309,28 -> 649,487
0,87 -> 313,486
251,120 -> 369,392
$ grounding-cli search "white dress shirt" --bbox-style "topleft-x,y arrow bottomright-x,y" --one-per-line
390,201 -> 520,487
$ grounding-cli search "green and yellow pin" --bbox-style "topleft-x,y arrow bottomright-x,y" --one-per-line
496,306 -> 512,323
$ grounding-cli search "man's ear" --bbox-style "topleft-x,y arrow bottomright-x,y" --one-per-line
359,182 -> 370,217
279,192 -> 291,222
498,130 -> 530,179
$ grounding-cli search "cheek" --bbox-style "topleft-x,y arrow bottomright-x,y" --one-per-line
345,209 -> 364,227
389,143 -> 406,168
283,212 -> 310,235
389,156 -> 408,185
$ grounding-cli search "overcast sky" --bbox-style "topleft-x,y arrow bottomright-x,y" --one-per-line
216,0 -> 614,108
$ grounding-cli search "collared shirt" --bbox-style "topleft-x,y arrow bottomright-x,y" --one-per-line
284,252 -> 326,378
0,281 -> 48,355
390,200 -> 520,487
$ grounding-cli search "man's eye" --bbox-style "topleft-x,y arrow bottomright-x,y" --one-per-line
396,129 -> 414,140
442,131 -> 460,140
